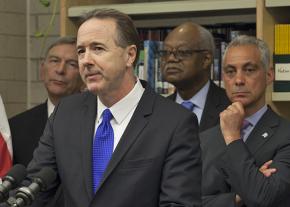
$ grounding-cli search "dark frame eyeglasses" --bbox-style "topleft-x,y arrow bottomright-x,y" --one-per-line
158,49 -> 208,59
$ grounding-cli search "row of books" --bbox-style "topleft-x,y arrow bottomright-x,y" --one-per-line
135,24 -> 256,95
273,24 -> 290,93
135,40 -> 175,95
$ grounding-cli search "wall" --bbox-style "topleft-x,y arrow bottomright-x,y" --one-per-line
0,0 -> 60,118
29,0 -> 60,109
0,0 -> 27,117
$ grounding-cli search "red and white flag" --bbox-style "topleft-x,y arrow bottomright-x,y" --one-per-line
0,95 -> 12,178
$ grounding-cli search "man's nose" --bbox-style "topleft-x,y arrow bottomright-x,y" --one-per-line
235,70 -> 245,85
80,51 -> 94,70
167,51 -> 179,62
55,61 -> 66,74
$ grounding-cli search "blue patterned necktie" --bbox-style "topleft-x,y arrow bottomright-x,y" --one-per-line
92,109 -> 114,193
181,101 -> 195,111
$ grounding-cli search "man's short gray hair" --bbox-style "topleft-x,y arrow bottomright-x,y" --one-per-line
44,36 -> 77,59
223,35 -> 270,70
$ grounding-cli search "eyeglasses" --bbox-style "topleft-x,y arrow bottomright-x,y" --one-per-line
158,49 -> 208,59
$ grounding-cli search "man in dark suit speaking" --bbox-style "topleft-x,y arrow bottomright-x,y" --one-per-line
161,22 -> 230,132
26,9 -> 202,207
200,35 -> 290,207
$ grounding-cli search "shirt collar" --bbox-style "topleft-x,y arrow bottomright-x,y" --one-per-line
245,105 -> 268,127
97,79 -> 145,124
176,80 -> 210,109
47,98 -> 55,117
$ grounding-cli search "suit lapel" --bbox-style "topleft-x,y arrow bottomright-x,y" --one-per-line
200,82 -> 222,131
96,84 -> 155,192
38,102 -> 49,134
246,108 -> 279,154
80,92 -> 97,199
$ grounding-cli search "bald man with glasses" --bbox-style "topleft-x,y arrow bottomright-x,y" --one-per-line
161,22 -> 230,132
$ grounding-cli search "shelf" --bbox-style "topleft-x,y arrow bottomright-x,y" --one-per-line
266,0 -> 290,7
68,0 -> 256,17
272,92 -> 290,101
128,13 -> 255,28
68,0 -> 256,27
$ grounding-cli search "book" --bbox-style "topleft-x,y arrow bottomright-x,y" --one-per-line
273,55 -> 290,92
274,24 -> 290,55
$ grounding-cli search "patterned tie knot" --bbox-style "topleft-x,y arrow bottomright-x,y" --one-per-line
102,109 -> 113,122
98,109 -> 113,139
181,101 -> 194,111
242,119 -> 251,130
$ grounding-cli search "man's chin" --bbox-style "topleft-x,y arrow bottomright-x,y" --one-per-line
231,98 -> 249,106
163,77 -> 181,85
48,87 -> 67,95
86,84 -> 101,94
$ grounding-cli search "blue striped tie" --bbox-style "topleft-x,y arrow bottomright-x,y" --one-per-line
92,109 -> 114,193
241,119 -> 252,141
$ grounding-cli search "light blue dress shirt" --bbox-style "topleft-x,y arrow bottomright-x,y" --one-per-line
175,81 -> 210,124
243,105 -> 268,141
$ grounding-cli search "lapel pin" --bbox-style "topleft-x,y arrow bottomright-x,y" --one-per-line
261,132 -> 268,138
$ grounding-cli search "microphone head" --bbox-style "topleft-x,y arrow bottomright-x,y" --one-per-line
32,167 -> 56,190
4,164 -> 27,187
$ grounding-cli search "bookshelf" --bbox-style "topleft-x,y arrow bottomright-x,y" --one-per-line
257,0 -> 290,119
59,0 -> 290,120
68,0 -> 256,17
265,0 -> 290,7
61,0 -> 256,35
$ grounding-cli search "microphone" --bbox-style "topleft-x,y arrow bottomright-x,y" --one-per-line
0,164 -> 27,203
7,167 -> 56,207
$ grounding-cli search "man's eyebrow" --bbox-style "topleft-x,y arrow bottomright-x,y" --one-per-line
163,43 -> 192,48
243,62 -> 258,68
77,41 -> 106,48
47,55 -> 60,59
223,64 -> 235,69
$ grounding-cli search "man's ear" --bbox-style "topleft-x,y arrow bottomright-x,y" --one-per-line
202,52 -> 213,69
40,61 -> 45,81
126,45 -> 137,67
266,66 -> 274,85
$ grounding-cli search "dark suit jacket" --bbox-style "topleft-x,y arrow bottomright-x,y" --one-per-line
27,82 -> 202,207
200,108 -> 290,207
9,102 -> 64,207
167,81 -> 230,132
9,102 -> 48,166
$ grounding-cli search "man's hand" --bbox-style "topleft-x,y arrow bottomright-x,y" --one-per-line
220,102 -> 245,145
259,160 -> 277,177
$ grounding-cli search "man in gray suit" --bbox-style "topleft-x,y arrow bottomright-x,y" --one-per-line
26,9 -> 201,207
161,22 -> 230,132
200,35 -> 290,207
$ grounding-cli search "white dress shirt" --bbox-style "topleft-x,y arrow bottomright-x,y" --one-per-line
95,79 -> 145,151
47,98 -> 55,117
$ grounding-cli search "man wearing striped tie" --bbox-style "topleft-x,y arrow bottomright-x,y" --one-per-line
200,35 -> 290,207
